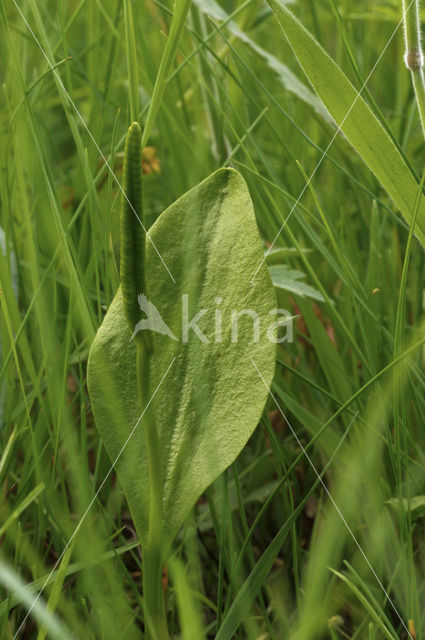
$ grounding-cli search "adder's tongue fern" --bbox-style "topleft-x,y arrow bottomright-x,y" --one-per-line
120,122 -> 146,334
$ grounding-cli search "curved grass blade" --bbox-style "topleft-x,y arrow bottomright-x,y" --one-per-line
0,559 -> 72,640
142,0 -> 193,146
266,0 -> 425,247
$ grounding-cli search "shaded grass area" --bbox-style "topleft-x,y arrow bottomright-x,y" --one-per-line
1,0 -> 425,638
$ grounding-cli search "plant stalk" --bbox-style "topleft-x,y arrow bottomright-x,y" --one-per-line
402,0 -> 425,139
137,346 -> 169,640
120,121 -> 168,639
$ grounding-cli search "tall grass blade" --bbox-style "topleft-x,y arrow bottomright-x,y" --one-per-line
142,0 -> 192,146
0,560 -> 72,640
266,0 -> 425,246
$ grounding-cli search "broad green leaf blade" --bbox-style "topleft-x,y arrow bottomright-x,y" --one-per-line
87,168 -> 277,549
266,0 -> 425,247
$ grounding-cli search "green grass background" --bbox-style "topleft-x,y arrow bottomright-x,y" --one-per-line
1,0 -> 425,638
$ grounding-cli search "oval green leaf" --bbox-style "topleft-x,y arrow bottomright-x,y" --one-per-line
87,168 -> 277,550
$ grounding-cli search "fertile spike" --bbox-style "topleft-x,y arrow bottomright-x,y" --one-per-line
120,122 -> 146,334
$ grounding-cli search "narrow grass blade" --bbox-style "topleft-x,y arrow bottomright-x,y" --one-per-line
194,0 -> 330,121
36,544 -> 74,640
329,568 -> 397,640
215,515 -> 290,640
0,541 -> 140,616
0,426 -> 17,482
0,559 -> 72,640
142,0 -> 192,146
0,483 -> 45,538
124,0 -> 140,122
266,0 -> 425,247
169,557 -> 205,640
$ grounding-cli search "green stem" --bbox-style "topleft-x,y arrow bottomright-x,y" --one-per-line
120,121 -> 168,638
142,542 -> 168,640
402,0 -> 425,139
137,345 -> 169,640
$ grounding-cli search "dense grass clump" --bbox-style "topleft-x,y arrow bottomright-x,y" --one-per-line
2,1 -> 425,638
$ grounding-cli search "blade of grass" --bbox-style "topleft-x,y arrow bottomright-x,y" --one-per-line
35,543 -> 75,640
266,0 -> 425,247
142,0 -> 192,146
169,557 -> 205,640
0,560 -> 72,640
124,0 -> 139,122
216,414 -> 355,640
329,568 -> 397,640
0,483 -> 45,539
